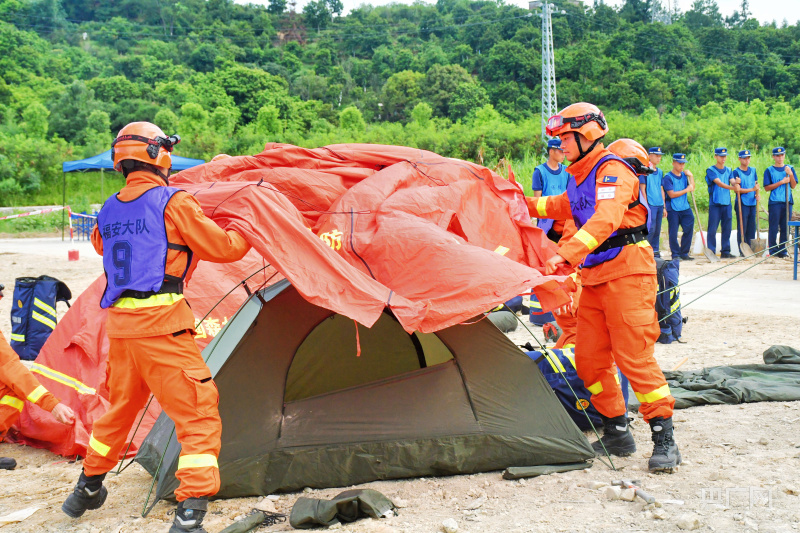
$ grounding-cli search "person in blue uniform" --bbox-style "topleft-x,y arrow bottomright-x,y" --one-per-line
662,153 -> 695,260
532,138 -> 570,242
763,147 -> 797,258
731,150 -> 759,255
705,148 -> 736,258
643,147 -> 666,257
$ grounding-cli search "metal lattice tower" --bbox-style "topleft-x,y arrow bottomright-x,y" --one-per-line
540,2 -> 558,139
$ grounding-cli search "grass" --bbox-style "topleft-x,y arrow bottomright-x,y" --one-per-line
0,171 -> 123,234
0,209 -> 69,234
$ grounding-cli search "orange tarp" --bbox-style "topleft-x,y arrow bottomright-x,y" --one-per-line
10,143 -> 573,457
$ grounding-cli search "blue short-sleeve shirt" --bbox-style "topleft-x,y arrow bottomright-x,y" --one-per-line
532,163 -> 570,196
663,171 -> 690,212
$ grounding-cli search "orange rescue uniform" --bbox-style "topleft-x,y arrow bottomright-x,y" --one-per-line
84,171 -> 250,501
1,330 -> 60,439
552,220 -> 578,349
526,147 -> 674,422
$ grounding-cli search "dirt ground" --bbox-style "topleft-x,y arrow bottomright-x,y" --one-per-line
1,238 -> 800,533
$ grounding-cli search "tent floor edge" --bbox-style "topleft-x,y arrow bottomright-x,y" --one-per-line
142,433 -> 595,501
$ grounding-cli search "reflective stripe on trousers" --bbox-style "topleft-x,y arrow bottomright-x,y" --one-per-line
177,454 -> 219,470
634,384 -> 672,404
89,433 -> 111,457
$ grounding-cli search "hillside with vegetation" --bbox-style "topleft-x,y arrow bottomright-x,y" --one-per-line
2,0 -> 800,207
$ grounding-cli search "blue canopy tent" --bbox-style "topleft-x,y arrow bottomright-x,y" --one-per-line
60,150 -> 204,239
61,150 -> 204,173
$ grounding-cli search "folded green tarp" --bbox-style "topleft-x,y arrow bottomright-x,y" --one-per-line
630,346 -> 800,410
290,489 -> 395,529
502,461 -> 591,480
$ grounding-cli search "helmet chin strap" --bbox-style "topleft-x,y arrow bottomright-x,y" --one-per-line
121,160 -> 171,184
573,132 -> 603,164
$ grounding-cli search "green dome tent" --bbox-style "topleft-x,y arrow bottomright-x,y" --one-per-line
136,280 -> 594,503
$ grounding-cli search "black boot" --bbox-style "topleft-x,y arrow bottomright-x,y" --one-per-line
0,457 -> 17,470
62,470 -> 108,518
591,414 -> 637,457
648,416 -> 682,473
169,497 -> 208,533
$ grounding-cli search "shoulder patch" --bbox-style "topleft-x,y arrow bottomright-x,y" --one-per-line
602,176 -> 618,183
597,186 -> 616,200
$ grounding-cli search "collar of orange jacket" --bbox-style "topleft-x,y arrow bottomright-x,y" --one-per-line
117,171 -> 166,201
565,144 -> 611,185
125,170 -> 167,188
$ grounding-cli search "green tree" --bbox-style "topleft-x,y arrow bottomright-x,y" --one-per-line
619,0 -> 654,23
47,81 -> 102,143
449,83 -> 489,120
256,105 -> 283,137
423,64 -> 474,117
210,106 -> 238,138
212,65 -> 289,122
22,102 -> 48,139
188,43 -> 219,73
381,70 -> 425,121
267,0 -> 286,14
154,108 -> 179,134
86,75 -> 142,102
726,0 -> 750,26
303,0 -> 343,30
410,102 -> 433,126
684,0 -> 723,29
339,105 -> 365,132
83,109 -> 112,155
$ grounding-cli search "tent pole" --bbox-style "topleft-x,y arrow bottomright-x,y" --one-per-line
101,168 -> 104,200
62,172 -> 66,241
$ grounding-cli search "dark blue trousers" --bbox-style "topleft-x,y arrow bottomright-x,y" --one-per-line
768,203 -> 791,256
734,203 -> 757,255
648,205 -> 664,257
667,208 -> 694,258
707,204 -> 732,254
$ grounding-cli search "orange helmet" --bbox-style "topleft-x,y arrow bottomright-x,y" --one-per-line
211,153 -> 231,162
111,122 -> 180,172
607,138 -> 655,176
546,102 -> 608,141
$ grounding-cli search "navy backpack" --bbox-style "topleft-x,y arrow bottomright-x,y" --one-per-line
10,276 -> 71,360
655,258 -> 684,344
525,346 -> 629,431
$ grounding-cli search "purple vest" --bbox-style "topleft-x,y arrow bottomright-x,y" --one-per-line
97,187 -> 184,309
567,154 -> 652,269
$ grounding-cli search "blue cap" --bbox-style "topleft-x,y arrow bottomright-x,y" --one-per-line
738,150 -> 751,158
547,139 -> 563,150
648,147 -> 664,155
773,146 -> 786,155
673,153 -> 687,163
714,147 -> 728,156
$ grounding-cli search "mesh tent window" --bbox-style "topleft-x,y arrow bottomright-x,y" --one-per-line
285,312 -> 454,403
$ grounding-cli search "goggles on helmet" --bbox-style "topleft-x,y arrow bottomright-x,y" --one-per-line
112,134 -> 181,160
546,112 -> 607,137
623,157 -> 655,176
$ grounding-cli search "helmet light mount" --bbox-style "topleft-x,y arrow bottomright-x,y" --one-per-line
112,133 -> 180,163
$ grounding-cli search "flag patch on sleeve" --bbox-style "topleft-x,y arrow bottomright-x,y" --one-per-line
597,186 -> 616,200
602,176 -> 618,183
